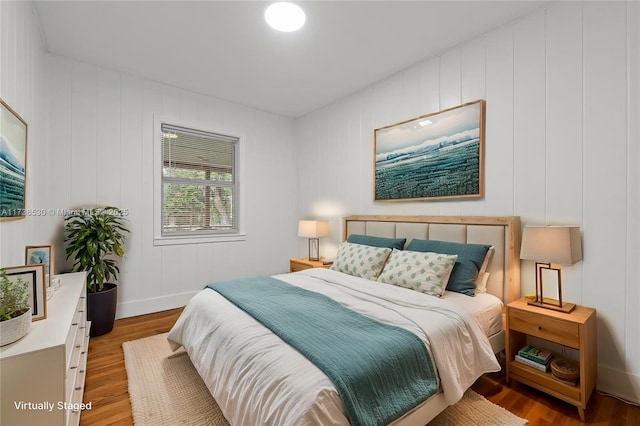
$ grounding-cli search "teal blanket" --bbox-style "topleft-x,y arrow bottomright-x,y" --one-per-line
207,277 -> 437,426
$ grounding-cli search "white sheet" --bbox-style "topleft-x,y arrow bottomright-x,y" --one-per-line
167,268 -> 500,426
441,290 -> 504,337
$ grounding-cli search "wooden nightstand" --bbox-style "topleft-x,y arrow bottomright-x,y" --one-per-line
506,298 -> 597,421
289,258 -> 332,273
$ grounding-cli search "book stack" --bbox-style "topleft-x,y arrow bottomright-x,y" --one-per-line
515,345 -> 552,372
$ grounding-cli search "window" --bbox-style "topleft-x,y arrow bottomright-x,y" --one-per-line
159,123 -> 239,239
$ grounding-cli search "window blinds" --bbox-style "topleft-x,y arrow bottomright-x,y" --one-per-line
161,123 -> 238,235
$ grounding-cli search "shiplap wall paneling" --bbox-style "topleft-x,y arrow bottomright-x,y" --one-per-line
118,75 -> 144,306
626,0 -> 640,384
545,2 -> 583,224
484,25 -> 515,217
138,80 -> 163,310
46,56 -> 72,269
438,48 -> 464,217
582,1 -> 628,371
513,10 -> 547,225
439,48 -> 462,111
418,58 -> 441,121
70,63 -> 98,208
0,1 -> 48,268
401,63 -> 423,122
545,2 -> 584,305
461,38 -> 487,103
460,37 -> 487,217
96,69 -> 121,207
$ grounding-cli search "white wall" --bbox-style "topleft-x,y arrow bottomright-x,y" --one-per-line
1,2 -> 299,319
44,56 -> 299,317
297,1 -> 640,403
0,2 -> 51,268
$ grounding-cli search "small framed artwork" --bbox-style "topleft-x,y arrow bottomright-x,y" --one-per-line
374,99 -> 485,201
3,264 -> 47,321
25,244 -> 54,287
0,97 -> 28,220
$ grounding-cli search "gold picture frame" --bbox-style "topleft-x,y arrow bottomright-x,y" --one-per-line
374,100 -> 485,201
0,97 -> 28,220
26,244 -> 54,288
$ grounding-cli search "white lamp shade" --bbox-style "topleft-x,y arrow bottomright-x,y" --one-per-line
298,220 -> 329,238
520,226 -> 582,265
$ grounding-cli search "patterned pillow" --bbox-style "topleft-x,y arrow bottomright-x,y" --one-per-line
377,249 -> 458,297
406,239 -> 491,296
330,242 -> 392,280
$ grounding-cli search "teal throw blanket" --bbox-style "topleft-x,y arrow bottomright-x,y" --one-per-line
207,277 -> 437,426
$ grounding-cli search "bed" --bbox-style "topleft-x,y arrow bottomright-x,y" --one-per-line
168,215 -> 521,426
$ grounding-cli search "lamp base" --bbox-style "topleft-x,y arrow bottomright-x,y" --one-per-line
527,297 -> 576,313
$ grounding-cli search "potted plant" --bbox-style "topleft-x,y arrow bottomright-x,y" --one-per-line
0,270 -> 31,346
64,206 -> 129,337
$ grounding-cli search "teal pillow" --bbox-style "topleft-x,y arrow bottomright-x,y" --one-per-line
347,234 -> 406,250
405,239 -> 491,296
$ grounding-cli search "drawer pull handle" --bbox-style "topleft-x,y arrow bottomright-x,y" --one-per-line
81,351 -> 86,355
80,369 -> 85,374
75,386 -> 82,391
70,366 -> 77,370
80,296 -> 86,299
79,310 -> 84,313
538,326 -> 542,331
72,323 -> 78,326
75,344 -> 81,348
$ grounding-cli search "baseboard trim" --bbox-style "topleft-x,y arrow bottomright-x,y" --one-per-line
116,291 -> 197,319
597,364 -> 640,405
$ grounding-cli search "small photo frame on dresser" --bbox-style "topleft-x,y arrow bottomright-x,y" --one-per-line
25,244 -> 54,288
3,264 -> 47,321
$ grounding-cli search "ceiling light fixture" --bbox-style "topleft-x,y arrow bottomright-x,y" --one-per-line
265,2 -> 306,32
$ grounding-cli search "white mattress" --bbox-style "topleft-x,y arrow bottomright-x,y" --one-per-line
442,291 -> 504,337
168,268 -> 501,426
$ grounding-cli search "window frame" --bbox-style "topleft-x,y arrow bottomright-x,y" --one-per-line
153,117 -> 245,246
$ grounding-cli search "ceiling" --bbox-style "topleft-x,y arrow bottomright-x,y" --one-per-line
33,1 -> 549,118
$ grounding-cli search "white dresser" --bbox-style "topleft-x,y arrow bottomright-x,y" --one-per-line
0,272 -> 91,426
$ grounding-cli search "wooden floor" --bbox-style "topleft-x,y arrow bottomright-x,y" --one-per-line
81,308 -> 640,426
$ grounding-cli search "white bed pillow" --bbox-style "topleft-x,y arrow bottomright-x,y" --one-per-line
330,242 -> 392,280
377,249 -> 458,297
474,246 -> 494,293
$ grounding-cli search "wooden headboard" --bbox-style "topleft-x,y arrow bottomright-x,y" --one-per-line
342,215 -> 521,303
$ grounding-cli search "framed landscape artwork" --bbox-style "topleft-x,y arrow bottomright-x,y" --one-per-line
26,244 -> 54,288
374,100 -> 485,201
0,97 -> 28,219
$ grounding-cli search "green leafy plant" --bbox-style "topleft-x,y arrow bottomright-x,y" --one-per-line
64,206 -> 130,293
0,270 -> 30,321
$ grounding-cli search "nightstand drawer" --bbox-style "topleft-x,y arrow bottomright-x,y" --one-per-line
509,309 -> 579,348
290,260 -> 312,272
289,258 -> 332,273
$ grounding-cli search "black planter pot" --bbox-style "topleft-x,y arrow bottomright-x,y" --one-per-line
87,283 -> 117,337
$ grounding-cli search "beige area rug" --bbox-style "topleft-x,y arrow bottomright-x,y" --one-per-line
123,333 -> 527,426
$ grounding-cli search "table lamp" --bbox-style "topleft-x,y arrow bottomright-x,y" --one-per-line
298,220 -> 329,261
520,226 -> 582,313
